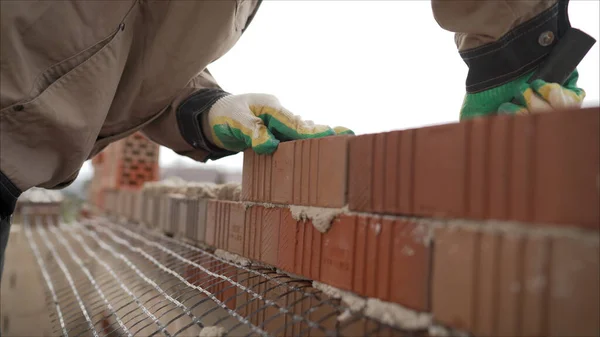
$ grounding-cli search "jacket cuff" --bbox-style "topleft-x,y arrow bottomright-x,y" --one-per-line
175,88 -> 239,161
461,0 -> 571,93
0,170 -> 21,218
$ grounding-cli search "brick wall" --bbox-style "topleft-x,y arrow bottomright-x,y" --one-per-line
98,107 -> 599,335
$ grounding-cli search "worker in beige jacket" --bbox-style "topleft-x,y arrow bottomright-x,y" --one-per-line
0,0 -> 588,280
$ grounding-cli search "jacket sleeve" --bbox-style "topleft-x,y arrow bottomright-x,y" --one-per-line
140,69 -> 238,163
431,0 -> 571,93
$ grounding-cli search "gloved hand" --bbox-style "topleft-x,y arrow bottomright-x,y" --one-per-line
459,69 -> 586,120
201,93 -> 354,154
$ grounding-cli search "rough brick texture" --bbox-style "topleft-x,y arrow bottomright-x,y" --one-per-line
278,211 -> 432,312
348,108 -> 599,229
242,135 -> 350,207
432,225 -> 599,336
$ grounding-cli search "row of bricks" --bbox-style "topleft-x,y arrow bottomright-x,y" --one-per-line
104,190 -> 214,245
242,108 -> 599,229
104,196 -> 425,336
204,200 -> 599,336
102,189 -> 599,335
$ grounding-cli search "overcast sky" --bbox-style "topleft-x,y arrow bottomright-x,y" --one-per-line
81,0 -> 600,179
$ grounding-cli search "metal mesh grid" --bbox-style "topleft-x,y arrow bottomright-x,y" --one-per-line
23,214 -> 426,337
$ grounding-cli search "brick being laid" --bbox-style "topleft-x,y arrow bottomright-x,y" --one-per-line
242,135 -> 351,208
347,107 -> 599,229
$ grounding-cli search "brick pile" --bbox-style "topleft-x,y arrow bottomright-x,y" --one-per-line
89,132 -> 160,208
100,107 -> 599,336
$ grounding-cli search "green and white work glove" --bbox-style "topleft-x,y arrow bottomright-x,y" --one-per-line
201,93 -> 354,154
459,69 -> 586,120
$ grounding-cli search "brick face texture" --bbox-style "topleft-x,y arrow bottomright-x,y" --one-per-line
348,108 -> 599,229
432,226 -> 599,336
242,135 -> 350,207
277,212 -> 432,312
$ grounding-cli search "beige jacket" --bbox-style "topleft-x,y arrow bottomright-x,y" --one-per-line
0,0 -> 564,196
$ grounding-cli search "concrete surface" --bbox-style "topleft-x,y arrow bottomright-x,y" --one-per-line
1,224 -> 54,337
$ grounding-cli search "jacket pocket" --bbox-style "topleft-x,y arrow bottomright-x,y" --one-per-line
0,15 -> 135,190
25,27 -> 123,103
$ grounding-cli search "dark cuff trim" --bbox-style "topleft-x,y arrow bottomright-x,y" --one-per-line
175,88 -> 239,162
0,170 -> 21,218
461,0 -> 571,93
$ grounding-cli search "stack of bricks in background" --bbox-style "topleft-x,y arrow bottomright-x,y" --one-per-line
98,107 -> 599,335
89,132 -> 159,209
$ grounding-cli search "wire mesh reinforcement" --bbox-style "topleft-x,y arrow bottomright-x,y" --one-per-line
23,214 -> 427,337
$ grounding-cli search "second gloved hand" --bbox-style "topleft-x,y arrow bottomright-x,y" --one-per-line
202,93 -> 354,154
459,69 -> 586,120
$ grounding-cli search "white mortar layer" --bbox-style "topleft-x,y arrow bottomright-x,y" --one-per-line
198,325 -> 225,337
312,281 -> 431,330
428,324 -> 469,337
214,249 -> 251,266
289,206 -> 348,233
364,298 -> 432,330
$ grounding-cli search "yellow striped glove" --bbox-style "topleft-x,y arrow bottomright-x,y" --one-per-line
460,70 -> 586,120
201,93 -> 354,154
498,70 -> 586,115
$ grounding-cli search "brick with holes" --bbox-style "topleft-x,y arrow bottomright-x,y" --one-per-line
241,135 -> 351,207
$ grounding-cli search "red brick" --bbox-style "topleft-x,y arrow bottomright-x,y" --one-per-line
348,134 -> 374,211
310,223 -> 322,280
260,207 -> 281,266
384,131 -> 400,213
432,225 -> 599,336
432,226 -> 478,331
488,115 -> 511,221
472,232 -> 500,337
270,141 -> 294,204
277,209 -> 297,273
549,236 -> 599,336
294,215 -> 306,275
372,133 -> 386,213
376,217 -> 394,301
414,122 -> 468,218
317,135 -> 349,207
196,199 -> 209,243
205,200 -> 218,247
496,233 -> 525,336
365,217 -> 380,298
227,202 -> 246,256
467,118 -> 490,219
533,108 -> 599,228
293,141 -> 303,204
242,136 -> 349,207
348,130 -> 415,215
320,214 -> 356,291
244,206 -> 262,261
398,129 -> 416,214
509,115 -> 535,222
216,201 -> 228,250
300,139 -> 311,205
302,221 -> 314,277
353,216 -> 368,295
389,220 -> 431,311
521,235 -> 551,337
